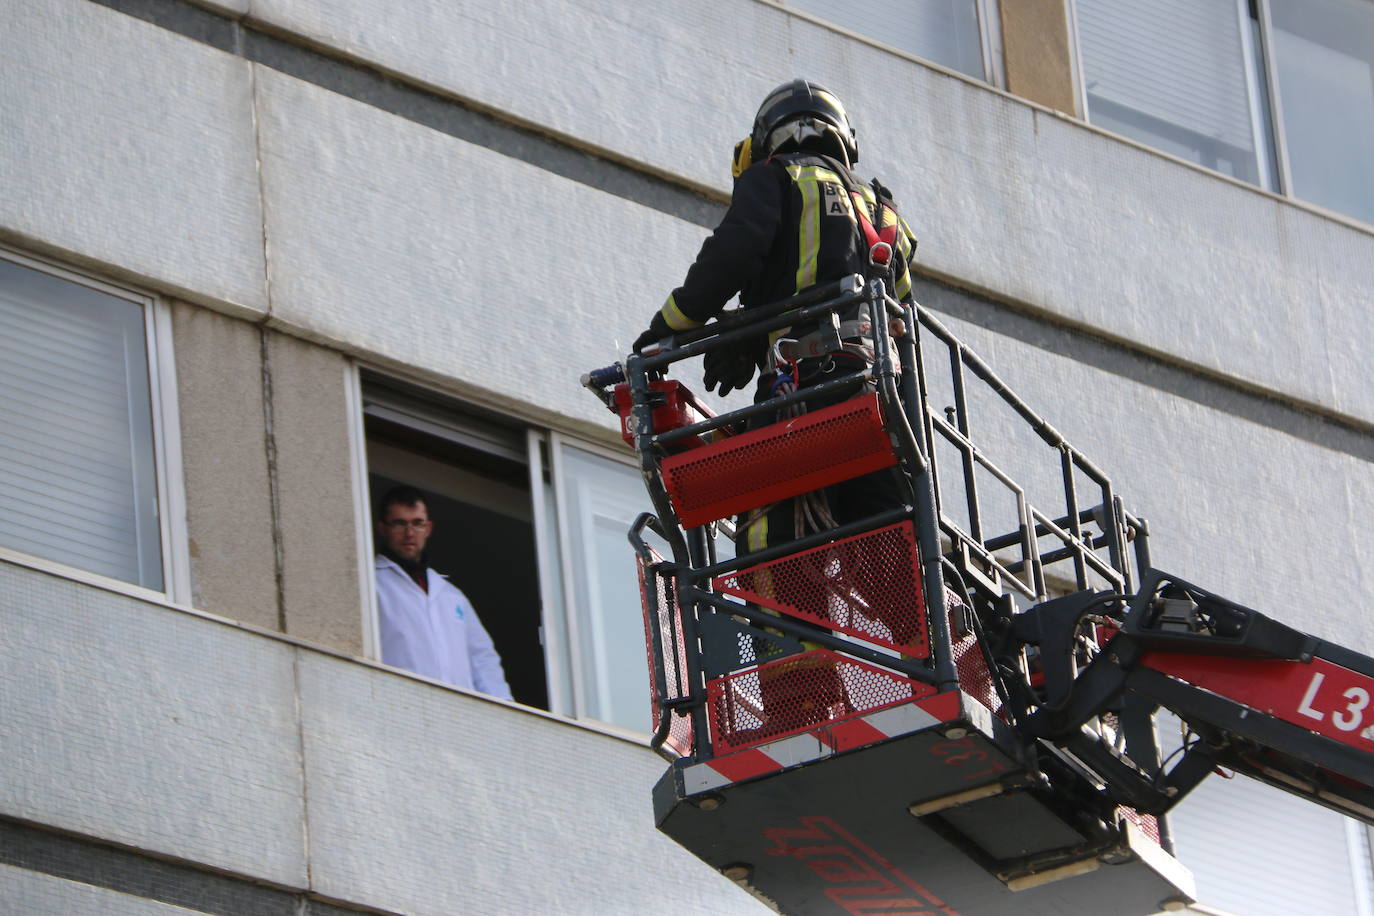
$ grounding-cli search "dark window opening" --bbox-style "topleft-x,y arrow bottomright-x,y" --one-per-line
362,373 -> 548,710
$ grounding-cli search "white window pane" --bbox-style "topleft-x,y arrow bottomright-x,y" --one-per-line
1078,0 -> 1265,184
0,256 -> 162,589
555,442 -> 657,732
785,0 -> 987,80
1270,0 -> 1374,225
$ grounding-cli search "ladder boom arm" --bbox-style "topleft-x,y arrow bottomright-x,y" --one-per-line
1021,570 -> 1374,822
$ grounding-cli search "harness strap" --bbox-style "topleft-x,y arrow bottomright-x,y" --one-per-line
848,190 -> 899,267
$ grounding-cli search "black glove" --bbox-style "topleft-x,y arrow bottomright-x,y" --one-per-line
702,341 -> 758,397
632,313 -> 671,354
632,328 -> 662,354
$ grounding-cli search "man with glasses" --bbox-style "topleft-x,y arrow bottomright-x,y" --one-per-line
373,485 -> 512,699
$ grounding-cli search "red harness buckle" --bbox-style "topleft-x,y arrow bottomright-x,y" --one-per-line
850,191 -> 900,269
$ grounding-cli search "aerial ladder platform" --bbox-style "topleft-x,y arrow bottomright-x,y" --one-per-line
583,276 -> 1374,916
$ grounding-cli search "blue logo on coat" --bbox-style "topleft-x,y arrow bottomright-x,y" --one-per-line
453,603 -> 465,619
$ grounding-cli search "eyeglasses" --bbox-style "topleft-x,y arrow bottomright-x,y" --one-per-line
383,520 -> 431,532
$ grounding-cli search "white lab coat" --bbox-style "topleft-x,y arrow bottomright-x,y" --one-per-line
375,554 -> 513,699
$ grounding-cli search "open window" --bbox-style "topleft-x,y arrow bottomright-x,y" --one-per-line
362,373 -> 548,709
357,371 -> 663,734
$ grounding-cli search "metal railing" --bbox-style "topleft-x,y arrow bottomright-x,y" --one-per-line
913,306 -> 1149,605
587,276 -> 1149,762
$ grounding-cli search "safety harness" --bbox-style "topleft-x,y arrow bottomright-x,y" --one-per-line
773,170 -> 902,366
755,162 -> 909,542
848,182 -> 900,278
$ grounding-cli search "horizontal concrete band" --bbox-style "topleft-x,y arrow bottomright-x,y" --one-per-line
85,0 -> 1374,462
87,0 -> 726,231
920,279 -> 1374,464
0,816 -> 377,916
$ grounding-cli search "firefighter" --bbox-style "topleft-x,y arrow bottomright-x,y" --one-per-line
633,80 -> 921,734
633,78 -> 919,556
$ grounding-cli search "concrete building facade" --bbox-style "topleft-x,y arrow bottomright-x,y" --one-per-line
1,1 -> 1371,914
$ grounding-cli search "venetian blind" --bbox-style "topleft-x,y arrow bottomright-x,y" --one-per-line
0,257 -> 162,589
1077,0 -> 1257,154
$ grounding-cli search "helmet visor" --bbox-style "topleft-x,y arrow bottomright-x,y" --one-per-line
764,118 -> 840,155
753,82 -> 855,160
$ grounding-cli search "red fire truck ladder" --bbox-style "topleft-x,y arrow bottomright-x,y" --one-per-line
582,276 -> 1374,916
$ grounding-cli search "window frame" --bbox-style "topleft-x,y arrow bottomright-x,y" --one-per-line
347,364 -> 657,736
0,245 -> 189,605
1068,0 -> 1374,227
1069,0 -> 1273,187
532,429 -> 658,730
977,0 -> 1007,88
1261,0 -> 1374,225
345,362 -> 382,660
1240,0 -> 1284,192
775,0 -> 1006,87
526,428 -> 587,720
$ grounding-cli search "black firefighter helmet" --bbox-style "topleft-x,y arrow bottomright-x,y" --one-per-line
749,79 -> 858,167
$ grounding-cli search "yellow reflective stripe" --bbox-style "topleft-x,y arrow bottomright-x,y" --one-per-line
899,215 -> 919,250
745,508 -> 769,554
743,508 -> 778,608
856,185 -> 878,222
895,213 -> 918,300
660,293 -> 701,331
896,222 -> 913,255
895,222 -> 915,263
789,164 -> 826,292
895,263 -> 912,300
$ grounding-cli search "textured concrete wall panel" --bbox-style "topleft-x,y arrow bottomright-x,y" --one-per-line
172,303 -> 279,629
874,69 -> 1355,422
249,0 -> 1372,426
267,332 -> 365,655
0,564 -> 307,887
297,654 -> 766,915
0,0 -> 267,316
0,561 -> 766,914
253,67 -> 706,430
249,0 -> 777,194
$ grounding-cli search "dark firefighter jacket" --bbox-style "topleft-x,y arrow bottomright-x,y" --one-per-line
649,151 -> 918,338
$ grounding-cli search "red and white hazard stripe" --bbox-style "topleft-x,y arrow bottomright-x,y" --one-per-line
682,692 -> 963,794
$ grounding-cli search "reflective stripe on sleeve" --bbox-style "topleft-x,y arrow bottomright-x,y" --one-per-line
661,293 -> 702,331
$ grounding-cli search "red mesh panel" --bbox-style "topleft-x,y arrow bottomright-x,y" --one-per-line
660,393 -> 897,528
637,550 -> 693,758
712,522 -> 928,657
706,649 -> 935,753
947,591 -> 1001,719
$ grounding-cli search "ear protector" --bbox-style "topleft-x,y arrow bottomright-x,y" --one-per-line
731,136 -> 753,178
